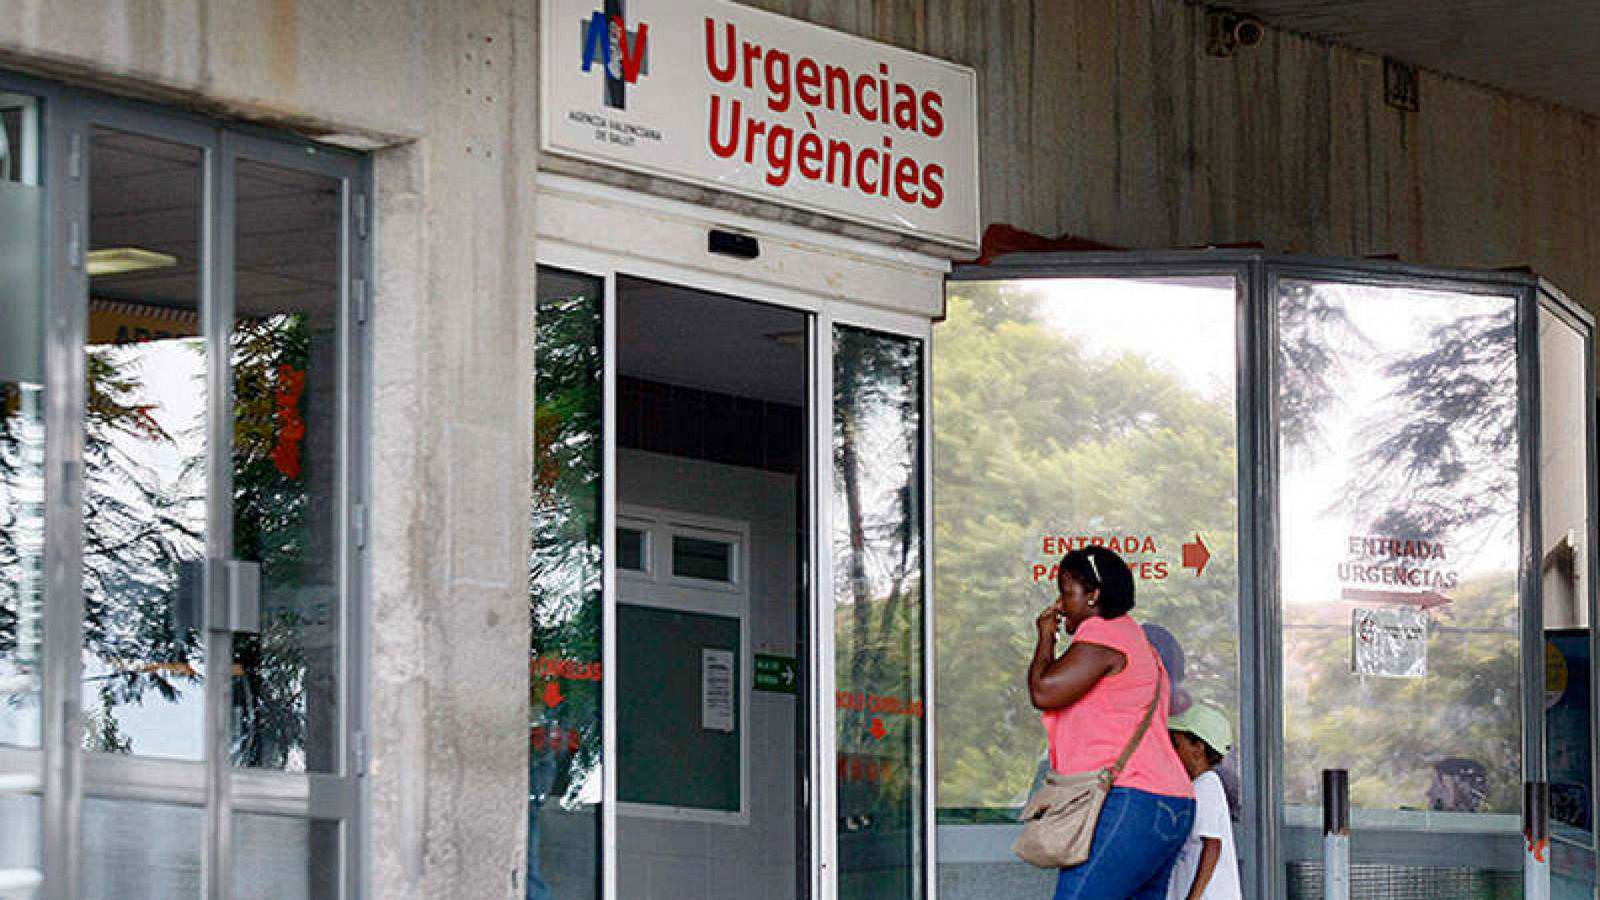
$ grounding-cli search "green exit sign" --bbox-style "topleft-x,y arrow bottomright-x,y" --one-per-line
754,654 -> 798,694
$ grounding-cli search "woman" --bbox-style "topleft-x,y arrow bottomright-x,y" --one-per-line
1028,547 -> 1195,899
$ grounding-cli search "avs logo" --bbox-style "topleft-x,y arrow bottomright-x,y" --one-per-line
580,0 -> 650,110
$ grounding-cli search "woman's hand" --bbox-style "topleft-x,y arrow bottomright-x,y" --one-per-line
1035,604 -> 1063,643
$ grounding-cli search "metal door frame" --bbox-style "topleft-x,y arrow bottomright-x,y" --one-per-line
536,174 -> 945,900
1535,281 -> 1599,885
0,69 -> 371,900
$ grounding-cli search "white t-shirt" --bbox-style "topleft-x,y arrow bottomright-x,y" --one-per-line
1167,769 -> 1242,900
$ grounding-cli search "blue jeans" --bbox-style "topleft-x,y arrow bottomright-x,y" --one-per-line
1052,787 -> 1195,900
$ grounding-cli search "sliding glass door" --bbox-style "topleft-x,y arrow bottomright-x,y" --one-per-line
528,244 -> 937,900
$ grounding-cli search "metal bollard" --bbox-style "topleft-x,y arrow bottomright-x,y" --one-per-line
1323,769 -> 1350,900
1524,781 -> 1550,900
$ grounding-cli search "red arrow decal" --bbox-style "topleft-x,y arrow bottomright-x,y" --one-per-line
1181,534 -> 1210,577
1341,588 -> 1452,609
543,680 -> 564,709
870,717 -> 887,741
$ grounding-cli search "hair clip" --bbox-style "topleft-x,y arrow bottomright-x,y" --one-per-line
1085,553 -> 1101,583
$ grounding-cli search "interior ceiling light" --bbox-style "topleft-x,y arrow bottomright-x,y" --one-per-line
86,247 -> 178,277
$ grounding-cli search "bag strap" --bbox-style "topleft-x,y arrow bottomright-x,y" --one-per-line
1106,647 -> 1164,779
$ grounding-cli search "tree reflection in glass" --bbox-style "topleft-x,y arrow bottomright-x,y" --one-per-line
231,311 -> 336,771
834,325 -> 926,900
528,269 -> 604,899
80,128 -> 208,758
0,382 -> 45,748
932,279 -> 1241,825
1277,280 -> 1521,815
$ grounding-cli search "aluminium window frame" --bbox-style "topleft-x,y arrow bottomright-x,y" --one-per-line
948,249 -> 1573,899
615,504 -> 752,826
0,68 -> 372,900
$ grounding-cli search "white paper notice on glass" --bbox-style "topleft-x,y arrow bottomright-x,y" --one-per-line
1351,607 -> 1429,678
701,649 -> 736,733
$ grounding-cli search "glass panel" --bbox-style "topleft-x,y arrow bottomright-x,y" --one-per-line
1275,280 -> 1521,885
614,275 -> 808,900
671,534 -> 732,582
1,92 -> 45,757
82,798 -> 202,898
933,277 -> 1243,895
0,91 -> 44,898
616,604 -> 741,811
1540,303 -> 1594,893
0,793 -> 41,896
528,266 -> 604,899
834,325 -> 926,900
616,527 -> 646,572
83,129 -> 206,759
232,814 -> 340,899
230,159 -> 344,773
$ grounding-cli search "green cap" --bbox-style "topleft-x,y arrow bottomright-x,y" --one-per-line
1168,704 -> 1233,756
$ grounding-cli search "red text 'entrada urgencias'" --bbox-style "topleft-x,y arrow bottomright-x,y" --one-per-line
836,691 -> 925,718
703,18 -> 947,209
531,657 -> 602,682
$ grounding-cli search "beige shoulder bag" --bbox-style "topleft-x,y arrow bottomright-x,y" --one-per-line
1011,650 -> 1164,869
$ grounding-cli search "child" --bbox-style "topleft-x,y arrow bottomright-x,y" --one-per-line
1166,704 -> 1242,900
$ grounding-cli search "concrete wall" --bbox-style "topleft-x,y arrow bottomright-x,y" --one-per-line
0,2 -> 540,898
777,0 -> 1600,314
551,0 -> 1600,316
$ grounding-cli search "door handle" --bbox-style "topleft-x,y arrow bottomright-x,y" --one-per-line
173,558 -> 261,634
218,559 -> 261,634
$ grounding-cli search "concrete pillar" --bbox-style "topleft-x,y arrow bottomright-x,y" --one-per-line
368,2 -> 538,897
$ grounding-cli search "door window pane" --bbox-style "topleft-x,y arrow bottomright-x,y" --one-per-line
0,91 -> 44,898
1,91 -> 45,755
232,814 -> 340,899
834,325 -> 926,900
616,526 -> 646,573
82,798 -> 201,899
1275,280 -> 1521,885
83,129 -> 206,760
528,266 -> 604,899
671,534 -> 733,582
1539,304 -> 1592,859
934,277 -> 1242,895
230,159 -> 344,773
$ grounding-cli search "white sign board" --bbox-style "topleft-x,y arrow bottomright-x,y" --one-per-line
1351,607 -> 1429,679
701,648 -> 735,732
541,0 -> 981,249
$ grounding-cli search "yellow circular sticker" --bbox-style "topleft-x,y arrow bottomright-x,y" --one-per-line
1546,641 -> 1569,710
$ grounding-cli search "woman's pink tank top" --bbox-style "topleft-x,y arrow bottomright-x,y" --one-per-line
1041,615 -> 1194,799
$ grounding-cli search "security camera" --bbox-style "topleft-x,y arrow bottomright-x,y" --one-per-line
1232,15 -> 1265,47
1207,9 -> 1266,57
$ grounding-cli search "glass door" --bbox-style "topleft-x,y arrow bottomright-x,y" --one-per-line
830,322 -> 931,900
1271,274 -> 1527,896
0,81 -> 368,900
0,87 -> 46,898
931,271 -> 1248,900
1537,287 -> 1598,898
529,244 -> 939,900
78,110 -> 213,900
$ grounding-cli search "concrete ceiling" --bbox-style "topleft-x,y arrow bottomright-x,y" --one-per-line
1227,0 -> 1600,116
